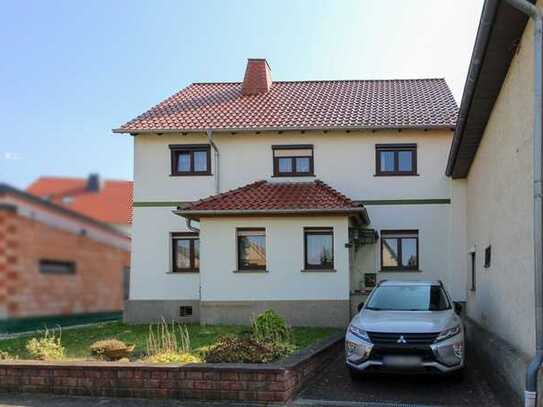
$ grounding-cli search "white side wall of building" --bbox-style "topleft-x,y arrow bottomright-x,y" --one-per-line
455,7 -> 536,357
130,206 -> 200,300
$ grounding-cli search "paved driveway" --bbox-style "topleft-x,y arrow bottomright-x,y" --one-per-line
294,351 -> 521,407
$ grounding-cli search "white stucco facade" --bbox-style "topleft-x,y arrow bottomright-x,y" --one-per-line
199,216 -> 350,302
127,126 -> 467,326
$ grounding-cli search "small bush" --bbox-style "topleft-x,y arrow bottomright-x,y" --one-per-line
205,335 -> 293,363
146,319 -> 191,359
25,328 -> 64,361
145,351 -> 201,364
251,309 -> 291,344
90,339 -> 134,360
0,351 -> 15,360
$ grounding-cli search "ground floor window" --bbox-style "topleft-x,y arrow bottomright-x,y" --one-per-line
304,227 -> 334,270
39,259 -> 76,274
172,232 -> 199,273
380,230 -> 419,271
237,228 -> 266,270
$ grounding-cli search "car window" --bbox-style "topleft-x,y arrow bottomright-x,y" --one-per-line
366,285 -> 450,311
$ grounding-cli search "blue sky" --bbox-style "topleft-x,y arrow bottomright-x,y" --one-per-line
0,0 -> 484,188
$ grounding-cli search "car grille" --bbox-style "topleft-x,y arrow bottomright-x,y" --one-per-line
367,331 -> 440,345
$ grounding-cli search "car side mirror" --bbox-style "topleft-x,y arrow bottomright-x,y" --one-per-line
357,302 -> 364,312
454,302 -> 463,315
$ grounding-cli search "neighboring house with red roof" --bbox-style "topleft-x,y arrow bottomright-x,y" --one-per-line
115,58 -> 460,327
0,183 -> 130,323
27,174 -> 133,236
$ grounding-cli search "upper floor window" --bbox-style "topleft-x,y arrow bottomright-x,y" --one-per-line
169,144 -> 211,176
380,230 -> 419,271
237,228 -> 267,271
304,227 -> 334,270
172,232 -> 200,273
272,145 -> 314,177
375,144 -> 417,176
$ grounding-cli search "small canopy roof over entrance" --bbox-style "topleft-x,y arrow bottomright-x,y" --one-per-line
174,179 -> 369,225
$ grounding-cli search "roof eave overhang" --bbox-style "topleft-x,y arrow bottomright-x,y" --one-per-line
174,207 -> 370,225
113,124 -> 455,135
0,184 -> 130,240
446,0 -> 533,179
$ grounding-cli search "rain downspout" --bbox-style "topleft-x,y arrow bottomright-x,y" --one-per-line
504,1 -> 543,406
207,129 -> 220,194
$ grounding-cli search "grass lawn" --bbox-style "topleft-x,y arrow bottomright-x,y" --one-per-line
0,322 -> 340,361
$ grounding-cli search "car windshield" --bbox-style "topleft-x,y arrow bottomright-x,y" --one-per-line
365,285 -> 451,311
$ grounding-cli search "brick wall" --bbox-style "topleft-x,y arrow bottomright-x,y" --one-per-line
0,335 -> 343,402
0,207 -> 130,318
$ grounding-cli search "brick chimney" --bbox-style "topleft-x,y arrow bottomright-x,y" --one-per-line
86,173 -> 102,192
241,58 -> 272,95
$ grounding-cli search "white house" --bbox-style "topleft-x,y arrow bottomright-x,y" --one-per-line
114,58 -> 461,328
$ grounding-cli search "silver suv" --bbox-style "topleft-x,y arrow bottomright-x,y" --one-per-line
346,280 -> 464,376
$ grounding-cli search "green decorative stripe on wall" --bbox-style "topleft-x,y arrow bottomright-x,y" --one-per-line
360,199 -> 451,205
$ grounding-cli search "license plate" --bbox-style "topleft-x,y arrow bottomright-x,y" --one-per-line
383,355 -> 422,367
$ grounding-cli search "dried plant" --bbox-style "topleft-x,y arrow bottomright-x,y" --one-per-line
25,327 -> 65,361
146,318 -> 190,357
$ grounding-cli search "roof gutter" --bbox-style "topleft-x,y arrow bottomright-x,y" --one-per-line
113,124 -> 455,135
174,207 -> 370,225
446,0 -> 500,177
503,1 -> 543,406
207,130 -> 220,194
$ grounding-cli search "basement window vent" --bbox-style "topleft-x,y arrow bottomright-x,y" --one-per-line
179,306 -> 193,317
484,245 -> 491,269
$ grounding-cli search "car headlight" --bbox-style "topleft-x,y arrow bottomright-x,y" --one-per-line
436,324 -> 461,342
348,325 -> 370,342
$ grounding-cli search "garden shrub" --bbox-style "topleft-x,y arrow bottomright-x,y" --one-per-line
205,335 -> 293,363
0,350 -> 14,360
25,328 -> 64,361
90,339 -> 134,360
251,309 -> 291,344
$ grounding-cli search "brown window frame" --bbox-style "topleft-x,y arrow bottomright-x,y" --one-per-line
169,144 -> 212,176
484,245 -> 491,268
303,227 -> 334,270
380,230 -> 419,271
171,232 -> 200,273
470,251 -> 476,291
236,228 -> 267,271
272,144 -> 314,177
375,144 -> 418,176
39,259 -> 76,274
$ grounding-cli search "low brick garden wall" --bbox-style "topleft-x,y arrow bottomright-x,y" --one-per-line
0,333 -> 343,403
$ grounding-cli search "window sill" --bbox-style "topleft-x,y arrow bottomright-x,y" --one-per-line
166,271 -> 200,274
170,173 -> 213,177
271,174 -> 316,178
374,173 -> 419,177
233,269 -> 269,273
379,269 -> 421,273
301,269 -> 337,273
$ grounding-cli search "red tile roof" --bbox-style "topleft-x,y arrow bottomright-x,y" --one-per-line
27,177 -> 133,225
115,79 -> 457,134
178,180 -> 368,222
